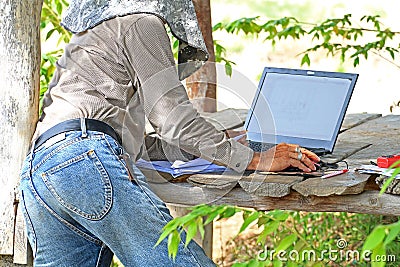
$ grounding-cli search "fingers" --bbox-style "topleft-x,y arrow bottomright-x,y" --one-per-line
275,143 -> 319,172
301,148 -> 320,162
251,143 -> 320,172
299,153 -> 316,171
277,143 -> 320,162
287,158 -> 312,172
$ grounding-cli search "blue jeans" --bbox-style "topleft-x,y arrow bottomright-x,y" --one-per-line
19,130 -> 215,267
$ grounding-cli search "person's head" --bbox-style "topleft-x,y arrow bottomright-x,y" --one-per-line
61,0 -> 209,79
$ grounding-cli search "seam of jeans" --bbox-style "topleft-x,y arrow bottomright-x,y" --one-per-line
103,136 -> 137,184
41,150 -> 113,220
104,137 -> 133,179
102,135 -> 122,157
95,243 -> 108,267
32,135 -> 103,173
19,190 -> 38,257
27,177 -> 103,246
44,150 -> 87,174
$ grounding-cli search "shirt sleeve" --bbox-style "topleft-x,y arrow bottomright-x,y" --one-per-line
120,14 -> 253,172
142,134 -> 196,162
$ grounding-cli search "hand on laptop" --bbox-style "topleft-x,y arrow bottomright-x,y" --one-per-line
247,143 -> 320,172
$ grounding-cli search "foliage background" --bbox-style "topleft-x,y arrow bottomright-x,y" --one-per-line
211,0 -> 400,115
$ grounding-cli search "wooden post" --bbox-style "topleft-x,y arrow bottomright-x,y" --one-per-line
177,1 -> 217,259
0,0 -> 42,264
186,0 -> 217,113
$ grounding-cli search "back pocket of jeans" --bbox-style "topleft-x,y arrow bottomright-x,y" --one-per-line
41,150 -> 112,220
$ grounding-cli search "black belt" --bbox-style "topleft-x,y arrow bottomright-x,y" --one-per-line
33,118 -> 122,150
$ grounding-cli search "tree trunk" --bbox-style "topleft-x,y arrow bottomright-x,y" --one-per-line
0,0 -> 42,264
186,0 -> 217,112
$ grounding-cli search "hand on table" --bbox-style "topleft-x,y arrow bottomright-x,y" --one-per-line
247,143 -> 320,172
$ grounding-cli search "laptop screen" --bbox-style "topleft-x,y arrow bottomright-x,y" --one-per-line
245,67 -> 358,153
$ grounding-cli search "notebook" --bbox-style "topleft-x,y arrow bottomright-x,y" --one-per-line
244,67 -> 358,155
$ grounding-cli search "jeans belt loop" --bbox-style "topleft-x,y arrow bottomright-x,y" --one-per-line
80,118 -> 88,138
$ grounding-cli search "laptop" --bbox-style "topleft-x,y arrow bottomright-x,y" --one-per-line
244,67 -> 358,155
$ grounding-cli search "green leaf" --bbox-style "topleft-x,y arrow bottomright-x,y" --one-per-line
45,28 -> 56,40
154,219 -> 181,247
204,210 -> 221,225
212,22 -> 223,31
380,164 -> 400,194
362,227 -> 386,252
246,259 -> 261,267
257,216 -> 270,227
173,39 -> 179,49
257,221 -> 280,246
167,230 -> 181,259
383,224 -> 400,246
269,210 -> 289,221
56,2 -> 63,14
300,54 -> 311,66
353,57 -> 360,67
184,221 -> 198,247
239,211 -> 259,233
274,234 -> 297,255
386,47 -> 395,60
293,240 -> 307,252
371,243 -> 386,267
220,206 -> 237,219
225,62 -> 233,77
197,217 -> 205,239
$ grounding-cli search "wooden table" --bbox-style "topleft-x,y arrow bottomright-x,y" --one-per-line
143,111 -> 400,216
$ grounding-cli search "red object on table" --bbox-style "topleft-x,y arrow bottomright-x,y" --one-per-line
377,154 -> 400,168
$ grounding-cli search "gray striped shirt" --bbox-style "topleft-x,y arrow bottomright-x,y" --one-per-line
36,13 -> 253,172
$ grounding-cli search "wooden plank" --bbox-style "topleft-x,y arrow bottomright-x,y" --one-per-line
292,172 -> 370,196
13,204 -> 32,265
238,173 -> 303,197
188,172 -> 304,197
322,140 -> 372,163
200,108 -> 248,131
0,255 -> 32,267
340,113 -> 382,132
148,180 -> 400,216
0,0 -> 41,256
339,115 -> 400,161
187,172 -> 241,189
